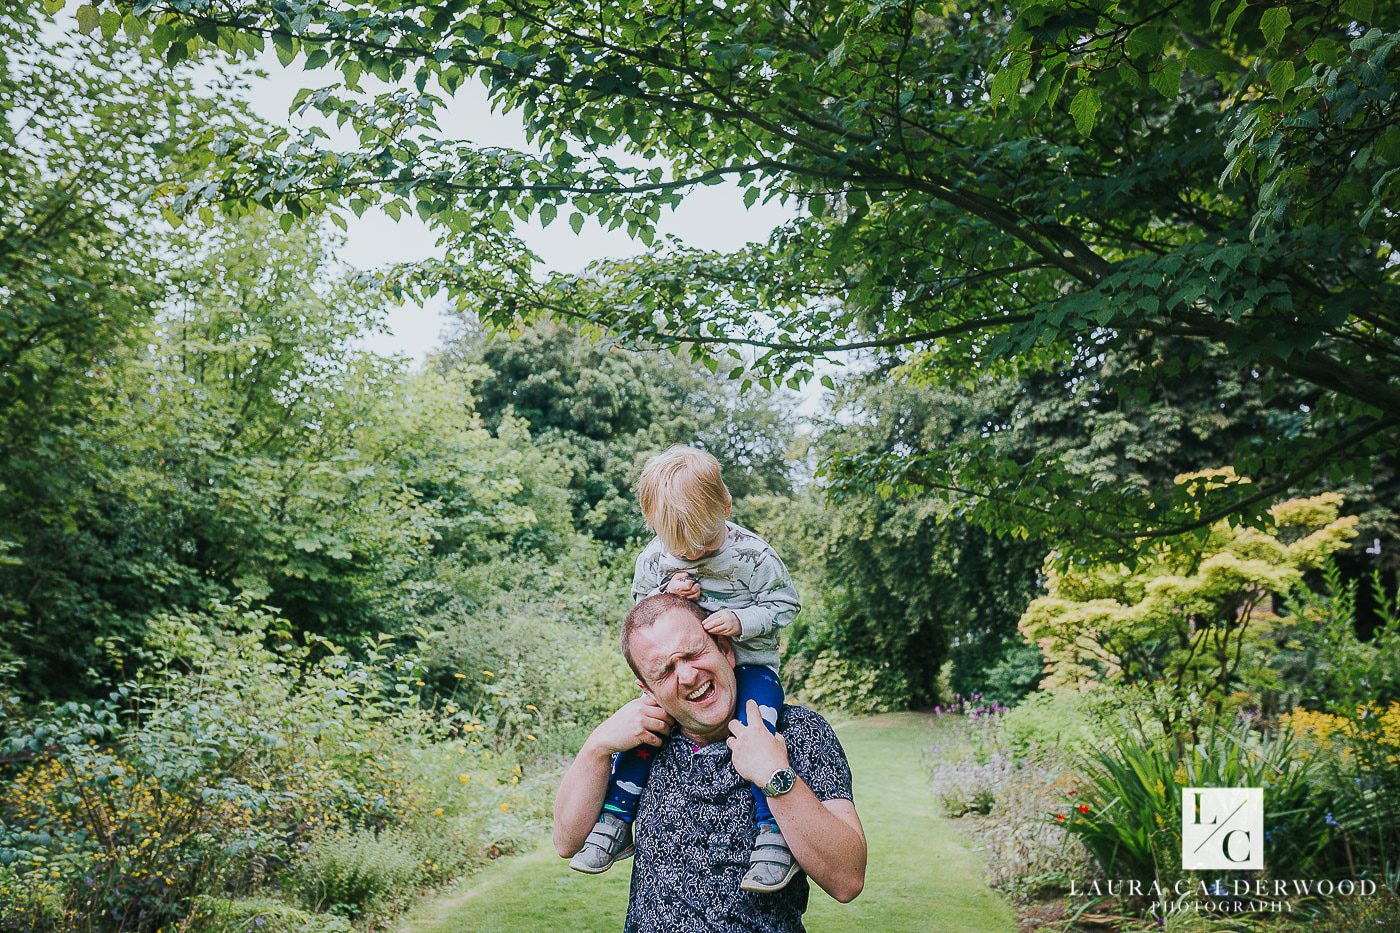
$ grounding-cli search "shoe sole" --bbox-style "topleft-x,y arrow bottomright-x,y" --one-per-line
739,860 -> 801,893
569,847 -> 635,874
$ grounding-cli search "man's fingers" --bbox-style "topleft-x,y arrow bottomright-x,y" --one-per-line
643,715 -> 669,733
639,730 -> 664,746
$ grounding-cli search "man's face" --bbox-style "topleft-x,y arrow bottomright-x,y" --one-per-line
632,608 -> 737,740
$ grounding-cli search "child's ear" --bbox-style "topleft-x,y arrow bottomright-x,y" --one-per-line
724,492 -> 733,517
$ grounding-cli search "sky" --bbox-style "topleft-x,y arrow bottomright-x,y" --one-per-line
238,58 -> 798,366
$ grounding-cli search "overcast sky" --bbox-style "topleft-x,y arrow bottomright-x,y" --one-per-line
239,60 -> 796,365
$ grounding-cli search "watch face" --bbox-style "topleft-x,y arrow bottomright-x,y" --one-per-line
768,768 -> 796,795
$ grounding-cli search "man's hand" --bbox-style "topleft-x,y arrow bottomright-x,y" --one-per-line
701,609 -> 741,638
586,695 -> 673,756
726,699 -> 790,785
664,573 -> 703,601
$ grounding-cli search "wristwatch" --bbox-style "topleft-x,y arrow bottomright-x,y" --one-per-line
760,767 -> 797,797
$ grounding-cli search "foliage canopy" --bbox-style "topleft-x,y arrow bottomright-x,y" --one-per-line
87,0 -> 1400,556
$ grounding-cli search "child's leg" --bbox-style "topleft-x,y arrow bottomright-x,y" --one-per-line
601,744 -> 656,823
734,663 -> 784,827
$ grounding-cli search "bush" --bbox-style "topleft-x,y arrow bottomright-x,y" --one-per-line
0,600 -> 534,931
294,827 -> 419,917
997,690 -> 1098,762
1063,717 -> 1328,901
927,707 -> 1090,897
415,540 -> 636,756
189,896 -> 355,933
796,655 -> 908,717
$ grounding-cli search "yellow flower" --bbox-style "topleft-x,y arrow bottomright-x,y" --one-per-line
526,734 -> 537,741
433,807 -> 444,816
459,774 -> 471,784
525,704 -> 538,712
454,673 -> 467,679
415,680 -> 426,686
482,670 -> 495,677
498,803 -> 510,813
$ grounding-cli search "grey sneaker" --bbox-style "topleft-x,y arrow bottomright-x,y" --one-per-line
569,812 -> 634,874
739,825 -> 800,893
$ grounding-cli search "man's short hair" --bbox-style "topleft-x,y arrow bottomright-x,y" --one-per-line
622,594 -> 709,682
636,445 -> 730,555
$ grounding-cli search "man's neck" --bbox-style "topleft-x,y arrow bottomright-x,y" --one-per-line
679,720 -> 731,747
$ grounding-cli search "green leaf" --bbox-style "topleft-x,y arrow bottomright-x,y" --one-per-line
1267,60 -> 1296,97
74,4 -> 99,35
743,187 -> 760,209
279,213 -> 295,233
1069,87 -> 1101,136
569,212 -> 584,235
539,202 -> 557,228
304,49 -> 330,70
1341,0 -> 1373,22
1150,58 -> 1184,98
1260,7 -> 1290,47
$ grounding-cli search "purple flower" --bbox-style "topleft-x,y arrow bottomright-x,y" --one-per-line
1325,812 -> 1341,828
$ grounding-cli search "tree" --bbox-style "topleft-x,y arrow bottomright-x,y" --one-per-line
1020,475 -> 1359,736
91,0 -> 1399,557
437,319 -> 795,546
0,5 -> 263,692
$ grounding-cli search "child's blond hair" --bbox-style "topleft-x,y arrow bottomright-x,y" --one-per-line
637,445 -> 730,555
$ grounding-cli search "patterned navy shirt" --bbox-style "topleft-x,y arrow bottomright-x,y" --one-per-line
624,706 -> 854,933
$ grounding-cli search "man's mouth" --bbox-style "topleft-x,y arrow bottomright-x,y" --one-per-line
684,680 -> 716,703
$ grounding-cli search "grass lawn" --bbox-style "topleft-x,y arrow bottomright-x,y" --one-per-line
397,711 -> 1017,933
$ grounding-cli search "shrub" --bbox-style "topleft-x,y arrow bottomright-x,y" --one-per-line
294,827 -> 419,917
415,541 -> 636,756
927,706 -> 1091,897
1063,717 -> 1328,902
0,600 -> 522,931
796,655 -> 907,717
188,895 -> 355,933
997,690 -> 1098,762
1284,702 -> 1400,882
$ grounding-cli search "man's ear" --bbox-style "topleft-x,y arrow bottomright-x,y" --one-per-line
715,634 -> 736,666
724,492 -> 733,518
634,678 -> 647,692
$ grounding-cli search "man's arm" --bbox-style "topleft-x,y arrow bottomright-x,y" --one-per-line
727,701 -> 866,902
553,695 -> 672,857
765,777 -> 866,902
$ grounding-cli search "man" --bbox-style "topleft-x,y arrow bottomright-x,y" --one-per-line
554,594 -> 866,932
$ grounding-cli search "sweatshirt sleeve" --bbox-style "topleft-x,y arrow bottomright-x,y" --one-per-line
731,549 -> 802,642
631,545 -> 667,604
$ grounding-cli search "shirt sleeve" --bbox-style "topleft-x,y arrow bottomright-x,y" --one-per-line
731,548 -> 802,643
783,708 -> 853,802
631,545 -> 667,604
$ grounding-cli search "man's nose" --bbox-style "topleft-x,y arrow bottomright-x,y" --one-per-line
676,662 -> 704,690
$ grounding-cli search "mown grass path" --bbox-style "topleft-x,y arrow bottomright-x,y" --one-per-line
397,711 -> 1017,933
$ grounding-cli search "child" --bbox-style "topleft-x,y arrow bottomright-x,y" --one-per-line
569,445 -> 803,893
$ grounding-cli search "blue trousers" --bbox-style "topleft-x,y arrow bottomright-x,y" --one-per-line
603,664 -> 783,824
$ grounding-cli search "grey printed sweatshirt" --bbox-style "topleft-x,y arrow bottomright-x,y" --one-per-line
630,521 -> 800,673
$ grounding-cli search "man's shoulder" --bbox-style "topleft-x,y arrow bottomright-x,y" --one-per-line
778,705 -> 840,745
778,705 -> 854,802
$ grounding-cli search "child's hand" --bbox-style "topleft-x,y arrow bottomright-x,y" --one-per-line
664,573 -> 702,601
702,610 -> 742,638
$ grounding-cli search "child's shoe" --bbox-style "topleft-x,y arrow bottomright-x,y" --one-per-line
569,812 -> 634,874
739,824 -> 799,893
